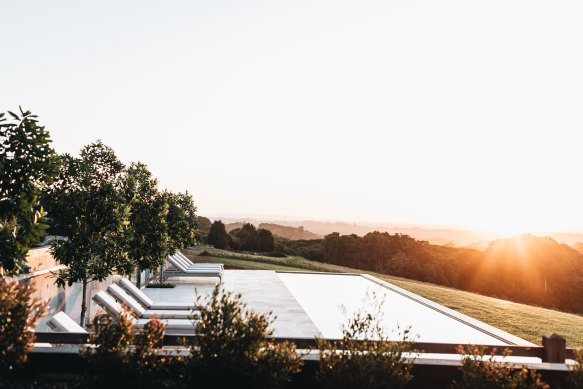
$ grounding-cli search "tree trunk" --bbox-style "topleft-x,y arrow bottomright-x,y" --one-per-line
136,266 -> 142,288
159,264 -> 164,284
80,278 -> 88,327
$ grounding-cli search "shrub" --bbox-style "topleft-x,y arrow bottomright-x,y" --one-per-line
569,349 -> 583,388
450,345 -> 549,389
316,290 -> 416,389
180,286 -> 303,389
145,282 -> 176,288
0,278 -> 45,378
81,308 -> 173,388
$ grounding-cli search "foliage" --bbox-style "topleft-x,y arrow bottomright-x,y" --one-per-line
569,349 -> 583,388
228,224 -> 275,253
145,282 -> 176,288
180,285 -> 303,389
450,345 -> 548,389
45,141 -> 131,325
256,228 -> 275,252
0,109 -> 60,275
197,216 -> 212,233
0,279 -> 45,378
316,291 -> 416,389
81,309 -> 173,388
166,191 -> 198,249
207,220 -> 228,249
231,223 -> 257,251
122,163 -> 170,284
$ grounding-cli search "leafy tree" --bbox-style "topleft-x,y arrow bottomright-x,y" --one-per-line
166,191 -> 198,249
122,163 -> 170,286
45,141 -> 131,325
232,223 -> 257,251
197,216 -> 212,233
256,228 -> 275,252
0,109 -> 59,275
208,220 -> 228,249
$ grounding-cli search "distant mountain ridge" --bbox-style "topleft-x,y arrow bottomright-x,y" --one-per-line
208,216 -> 583,247
202,219 -> 323,240
257,223 -> 322,240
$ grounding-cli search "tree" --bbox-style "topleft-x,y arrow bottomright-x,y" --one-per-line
0,109 -> 59,275
256,229 -> 275,252
45,141 -> 131,325
208,220 -> 228,249
166,191 -> 198,249
234,223 -> 257,251
122,163 -> 170,287
197,216 -> 212,233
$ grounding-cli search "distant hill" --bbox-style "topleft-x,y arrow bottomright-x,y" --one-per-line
208,216 -> 583,248
225,222 -> 245,233
572,242 -> 583,254
208,216 -> 503,247
539,232 -> 583,245
221,220 -> 322,240
258,223 -> 322,240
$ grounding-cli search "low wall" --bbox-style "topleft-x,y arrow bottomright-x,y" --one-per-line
18,246 -> 116,329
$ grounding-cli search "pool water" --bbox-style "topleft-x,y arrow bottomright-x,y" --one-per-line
277,272 -> 510,345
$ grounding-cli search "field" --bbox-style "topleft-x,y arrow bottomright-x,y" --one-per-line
183,248 -> 583,348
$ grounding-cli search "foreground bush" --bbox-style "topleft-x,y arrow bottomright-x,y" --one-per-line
569,349 -> 583,388
180,286 -> 303,389
316,291 -> 416,389
0,278 -> 45,379
81,309 -> 172,388
450,345 -> 548,389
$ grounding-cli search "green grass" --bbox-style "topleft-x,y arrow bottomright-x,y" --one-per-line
183,248 -> 583,348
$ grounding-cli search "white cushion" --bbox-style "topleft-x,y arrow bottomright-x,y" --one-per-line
118,278 -> 154,308
107,284 -> 146,317
48,312 -> 88,334
93,291 -> 123,319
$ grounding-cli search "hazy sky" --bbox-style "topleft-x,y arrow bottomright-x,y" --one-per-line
2,1 -> 582,233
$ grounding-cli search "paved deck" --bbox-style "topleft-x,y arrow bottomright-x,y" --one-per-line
143,270 -> 321,338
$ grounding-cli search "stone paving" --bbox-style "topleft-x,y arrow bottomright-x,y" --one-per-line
142,270 -> 321,338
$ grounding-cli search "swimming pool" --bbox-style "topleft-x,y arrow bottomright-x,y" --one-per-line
277,272 -> 530,345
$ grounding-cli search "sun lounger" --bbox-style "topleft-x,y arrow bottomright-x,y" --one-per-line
106,284 -> 199,319
172,252 -> 224,269
165,255 -> 223,282
117,278 -> 199,310
93,291 -> 198,332
47,311 -> 88,334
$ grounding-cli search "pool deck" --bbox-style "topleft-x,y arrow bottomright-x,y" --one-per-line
143,270 -> 535,347
143,270 -> 321,338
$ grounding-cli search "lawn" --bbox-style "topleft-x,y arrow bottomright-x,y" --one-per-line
183,248 -> 583,348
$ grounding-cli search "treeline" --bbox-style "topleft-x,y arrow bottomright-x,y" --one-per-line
207,221 -> 276,253
278,232 -> 583,314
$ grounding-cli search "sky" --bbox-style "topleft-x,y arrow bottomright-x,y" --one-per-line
2,1 -> 583,234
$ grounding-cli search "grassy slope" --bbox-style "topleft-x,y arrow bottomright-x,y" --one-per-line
183,248 -> 583,348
